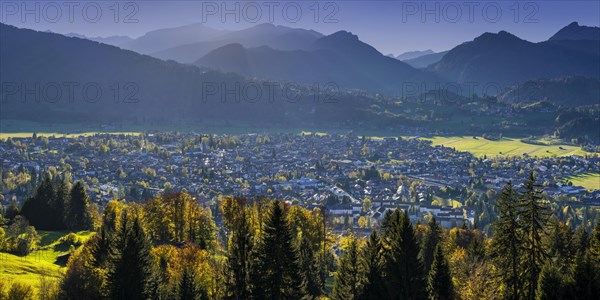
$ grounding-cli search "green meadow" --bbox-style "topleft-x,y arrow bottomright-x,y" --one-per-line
564,173 -> 600,191
0,231 -> 93,296
421,136 -> 590,158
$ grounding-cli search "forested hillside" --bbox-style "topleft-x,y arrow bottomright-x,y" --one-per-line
1,173 -> 599,299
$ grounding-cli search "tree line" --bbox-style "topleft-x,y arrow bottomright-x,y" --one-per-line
19,175 -> 94,231
1,173 -> 599,299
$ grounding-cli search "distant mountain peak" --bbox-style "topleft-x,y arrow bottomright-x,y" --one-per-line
312,31 -> 361,49
312,30 -> 381,56
549,21 -> 600,41
473,30 -> 523,44
396,49 -> 435,61
253,22 -> 277,29
328,30 -> 359,40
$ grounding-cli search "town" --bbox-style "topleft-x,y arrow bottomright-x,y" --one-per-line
1,132 -> 599,232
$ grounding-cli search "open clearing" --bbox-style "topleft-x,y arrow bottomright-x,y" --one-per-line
564,173 -> 600,191
421,136 -> 590,158
0,231 -> 93,296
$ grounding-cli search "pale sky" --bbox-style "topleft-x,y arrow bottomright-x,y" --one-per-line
2,1 -> 599,55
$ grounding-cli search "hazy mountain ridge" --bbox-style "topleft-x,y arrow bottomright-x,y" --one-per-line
0,23 -> 385,126
195,30 -> 441,94
396,49 -> 435,61
65,33 -> 134,47
548,21 -> 600,41
152,23 -> 323,63
498,76 -> 600,107
119,23 -> 229,54
403,51 -> 449,68
430,28 -> 600,88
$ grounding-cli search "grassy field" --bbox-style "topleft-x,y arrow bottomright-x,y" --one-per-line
565,173 -> 600,191
421,136 -> 590,158
0,231 -> 93,295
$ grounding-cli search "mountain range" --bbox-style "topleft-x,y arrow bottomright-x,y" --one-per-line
0,23 -> 380,126
403,51 -> 449,68
2,20 -> 599,127
395,50 -> 435,61
430,25 -> 600,87
195,31 -> 440,94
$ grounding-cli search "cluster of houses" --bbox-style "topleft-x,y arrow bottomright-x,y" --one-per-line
1,132 -> 598,230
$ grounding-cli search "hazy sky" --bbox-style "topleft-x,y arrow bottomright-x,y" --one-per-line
2,1 -> 599,54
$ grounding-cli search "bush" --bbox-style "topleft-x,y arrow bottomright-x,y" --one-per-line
4,216 -> 39,255
38,275 -> 60,300
7,282 -> 34,300
54,233 -> 83,251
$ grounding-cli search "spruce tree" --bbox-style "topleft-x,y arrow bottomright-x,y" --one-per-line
21,175 -> 56,229
535,263 -> 565,300
332,237 -> 361,300
359,231 -> 386,300
66,181 -> 93,230
518,173 -> 550,300
55,178 -> 70,229
546,219 -> 574,272
490,182 -> 522,299
225,205 -> 253,300
571,252 -> 600,299
385,210 -> 426,300
590,222 -> 600,261
380,209 -> 395,236
178,267 -> 207,300
427,245 -> 454,300
106,213 -> 155,300
250,200 -> 304,300
88,225 -> 112,268
572,225 -> 589,256
421,217 -> 442,273
298,236 -> 322,297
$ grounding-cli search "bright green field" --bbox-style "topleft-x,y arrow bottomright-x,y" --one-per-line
422,136 -> 590,158
0,132 -> 141,140
0,231 -> 93,295
565,173 -> 600,191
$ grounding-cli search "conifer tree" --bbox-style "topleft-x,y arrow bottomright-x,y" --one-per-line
88,225 -> 112,268
427,245 -> 454,300
572,225 -> 589,256
359,231 -> 386,300
250,200 -> 304,300
590,222 -> 600,261
519,173 -> 551,300
385,210 -> 426,300
225,204 -> 253,300
66,181 -> 93,230
571,252 -> 600,299
535,263 -> 565,300
380,209 -> 395,236
106,213 -> 155,300
298,236 -> 322,297
178,267 -> 207,300
21,175 -> 56,229
55,178 -> 70,229
491,182 -> 522,299
421,217 -> 442,273
332,237 -> 361,300
546,219 -> 574,272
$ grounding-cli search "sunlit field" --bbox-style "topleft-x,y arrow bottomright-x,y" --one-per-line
422,136 -> 590,158
564,173 -> 600,191
0,231 -> 93,296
